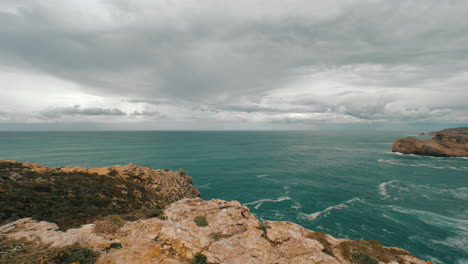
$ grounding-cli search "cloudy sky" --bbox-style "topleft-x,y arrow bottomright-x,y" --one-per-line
0,0 -> 467,130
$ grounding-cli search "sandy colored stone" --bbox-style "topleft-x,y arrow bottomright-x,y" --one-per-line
0,198 -> 427,264
392,133 -> 468,157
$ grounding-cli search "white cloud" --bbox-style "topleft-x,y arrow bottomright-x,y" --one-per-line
0,0 -> 467,129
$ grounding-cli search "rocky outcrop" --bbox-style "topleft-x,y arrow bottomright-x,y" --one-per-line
0,198 -> 426,264
392,133 -> 468,157
427,127 -> 468,136
0,160 -> 200,229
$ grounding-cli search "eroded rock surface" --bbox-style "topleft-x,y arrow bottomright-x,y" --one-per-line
392,133 -> 468,157
0,198 -> 427,264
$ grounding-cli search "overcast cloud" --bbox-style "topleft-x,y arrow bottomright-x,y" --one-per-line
0,0 -> 467,130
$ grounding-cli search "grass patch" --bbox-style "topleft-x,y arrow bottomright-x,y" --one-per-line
0,236 -> 98,264
339,239 -> 411,264
192,253 -> 208,264
350,253 -> 378,264
0,161 -> 165,230
94,215 -> 126,234
210,232 -> 232,241
46,246 -> 99,264
108,243 -> 122,250
193,216 -> 208,227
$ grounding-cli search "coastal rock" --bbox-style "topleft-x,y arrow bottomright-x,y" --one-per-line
392,133 -> 468,157
0,198 -> 427,264
426,127 -> 468,136
0,160 -> 200,229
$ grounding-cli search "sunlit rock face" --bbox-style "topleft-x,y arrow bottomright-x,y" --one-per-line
1,198 -> 426,264
393,131 -> 468,157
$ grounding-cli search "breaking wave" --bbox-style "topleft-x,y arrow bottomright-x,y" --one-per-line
378,180 -> 398,199
244,196 -> 292,209
377,159 -> 468,171
300,197 -> 361,221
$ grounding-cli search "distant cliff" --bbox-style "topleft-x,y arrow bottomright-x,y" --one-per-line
427,127 -> 468,136
0,161 -> 426,264
392,130 -> 468,157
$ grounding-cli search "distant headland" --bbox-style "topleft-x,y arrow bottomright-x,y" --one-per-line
392,127 -> 468,157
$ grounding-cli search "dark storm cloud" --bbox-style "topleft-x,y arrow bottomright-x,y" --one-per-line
41,105 -> 126,118
0,0 -> 467,127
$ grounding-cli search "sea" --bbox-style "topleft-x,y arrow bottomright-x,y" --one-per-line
0,131 -> 466,264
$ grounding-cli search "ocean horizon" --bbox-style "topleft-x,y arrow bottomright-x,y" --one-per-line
1,130 -> 466,263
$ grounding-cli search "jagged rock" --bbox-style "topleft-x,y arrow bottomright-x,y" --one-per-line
392,132 -> 468,157
0,198 -> 427,264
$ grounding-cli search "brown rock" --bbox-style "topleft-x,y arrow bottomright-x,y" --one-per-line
392,133 -> 468,157
0,198 -> 427,264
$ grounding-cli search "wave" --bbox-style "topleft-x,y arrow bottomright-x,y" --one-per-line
300,197 -> 361,221
256,174 -> 269,178
377,159 -> 468,171
244,196 -> 292,209
378,180 -> 398,199
389,206 -> 468,253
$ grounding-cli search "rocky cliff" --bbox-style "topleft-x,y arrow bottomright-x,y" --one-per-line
0,160 -> 200,229
426,127 -> 468,136
0,161 -> 426,264
1,198 -> 426,264
392,133 -> 468,157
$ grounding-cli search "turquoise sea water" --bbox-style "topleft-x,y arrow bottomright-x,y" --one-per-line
0,131 -> 466,264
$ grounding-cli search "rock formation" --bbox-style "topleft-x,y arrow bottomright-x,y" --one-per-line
0,161 -> 427,263
426,127 -> 468,136
392,132 -> 468,157
0,160 -> 200,229
1,198 -> 426,264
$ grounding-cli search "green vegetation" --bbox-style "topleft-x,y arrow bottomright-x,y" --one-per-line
210,232 -> 232,241
108,243 -> 122,250
0,161 -> 163,230
94,215 -> 126,234
46,246 -> 99,264
339,239 -> 411,264
350,253 -> 378,264
192,253 -> 208,264
306,231 -> 335,256
193,216 -> 208,227
0,236 -> 98,264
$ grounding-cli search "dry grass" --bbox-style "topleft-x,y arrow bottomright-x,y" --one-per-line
0,236 -> 98,264
339,239 -> 410,264
94,215 -> 127,234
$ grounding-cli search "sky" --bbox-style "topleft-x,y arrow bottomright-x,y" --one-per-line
0,0 -> 467,131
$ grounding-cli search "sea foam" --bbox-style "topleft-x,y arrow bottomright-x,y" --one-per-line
378,180 -> 398,199
300,197 -> 361,221
244,196 -> 292,209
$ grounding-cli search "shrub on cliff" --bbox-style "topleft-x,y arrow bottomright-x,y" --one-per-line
0,161 -> 197,230
193,216 -> 208,227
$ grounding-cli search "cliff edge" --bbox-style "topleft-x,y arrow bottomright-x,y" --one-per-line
1,198 -> 426,264
392,132 -> 468,157
0,160 -> 200,229
0,161 -> 426,264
